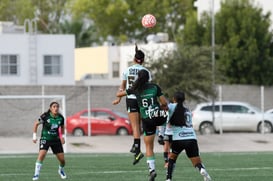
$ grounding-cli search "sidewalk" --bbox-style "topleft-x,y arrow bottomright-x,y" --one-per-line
0,133 -> 273,154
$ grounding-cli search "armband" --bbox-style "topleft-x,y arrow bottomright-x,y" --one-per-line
32,133 -> 37,140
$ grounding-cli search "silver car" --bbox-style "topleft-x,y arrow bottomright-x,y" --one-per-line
192,101 -> 273,134
266,109 -> 273,114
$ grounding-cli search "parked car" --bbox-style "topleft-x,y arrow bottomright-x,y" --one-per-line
192,101 -> 273,134
266,109 -> 273,114
66,108 -> 132,136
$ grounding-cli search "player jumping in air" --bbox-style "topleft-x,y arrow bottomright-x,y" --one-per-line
113,44 -> 152,165
114,69 -> 168,181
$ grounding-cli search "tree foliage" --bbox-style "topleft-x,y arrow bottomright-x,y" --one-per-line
145,42 -> 215,102
183,0 -> 273,85
71,0 -> 196,43
60,19 -> 100,47
0,0 -> 72,33
216,0 -> 273,85
0,0 -> 196,46
0,0 -> 35,24
31,0 -> 71,33
0,0 -> 98,47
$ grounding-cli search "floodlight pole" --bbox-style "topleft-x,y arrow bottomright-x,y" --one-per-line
61,96 -> 67,153
211,0 -> 216,129
261,86 -> 264,134
87,86 -> 91,137
42,85 -> 45,112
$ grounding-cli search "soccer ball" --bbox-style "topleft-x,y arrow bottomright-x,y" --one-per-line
141,14 -> 156,28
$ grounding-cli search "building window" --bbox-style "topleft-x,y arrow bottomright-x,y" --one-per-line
0,55 -> 19,76
112,62 -> 120,78
43,55 -> 62,76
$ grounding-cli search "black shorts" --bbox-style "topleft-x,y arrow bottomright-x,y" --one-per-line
171,139 -> 199,158
142,116 -> 167,136
39,139 -> 64,154
126,98 -> 140,113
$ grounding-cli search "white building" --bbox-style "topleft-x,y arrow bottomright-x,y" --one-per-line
76,41 -> 175,85
0,21 -> 75,85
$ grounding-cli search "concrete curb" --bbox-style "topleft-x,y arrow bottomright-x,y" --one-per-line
1,133 -> 273,154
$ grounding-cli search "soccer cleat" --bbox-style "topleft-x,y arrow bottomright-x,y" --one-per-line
166,179 -> 171,181
200,168 -> 211,181
133,152 -> 144,165
32,175 -> 39,181
148,170 -> 157,181
58,168 -> 67,179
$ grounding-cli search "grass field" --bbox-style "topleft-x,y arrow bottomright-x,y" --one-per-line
1,152 -> 273,181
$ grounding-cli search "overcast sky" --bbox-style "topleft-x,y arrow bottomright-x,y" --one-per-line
197,0 -> 273,26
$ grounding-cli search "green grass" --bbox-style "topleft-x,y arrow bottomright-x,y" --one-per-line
1,152 -> 273,181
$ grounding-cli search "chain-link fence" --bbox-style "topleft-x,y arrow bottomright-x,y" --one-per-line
0,85 -> 272,137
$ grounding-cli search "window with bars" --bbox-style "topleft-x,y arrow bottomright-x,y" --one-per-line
0,55 -> 19,76
43,55 -> 62,76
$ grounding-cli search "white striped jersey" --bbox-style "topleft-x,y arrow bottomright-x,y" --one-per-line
122,64 -> 152,99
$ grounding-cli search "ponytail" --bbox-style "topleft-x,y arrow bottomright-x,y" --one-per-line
134,44 -> 145,64
169,92 -> 187,126
131,69 -> 149,93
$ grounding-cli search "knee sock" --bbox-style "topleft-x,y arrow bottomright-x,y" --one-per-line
166,158 -> 176,179
59,165 -> 65,170
34,161 -> 43,176
147,156 -> 155,173
195,163 -> 205,172
163,152 -> 169,163
134,138 -> 141,153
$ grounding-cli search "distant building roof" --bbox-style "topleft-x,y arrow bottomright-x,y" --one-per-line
0,21 -> 24,34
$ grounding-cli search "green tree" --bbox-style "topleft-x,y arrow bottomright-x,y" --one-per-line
183,0 -> 273,85
71,0 -> 196,43
216,0 -> 273,85
0,0 -> 35,24
32,0 -> 71,33
0,0 -> 72,34
180,11 -> 206,46
60,19 -> 100,47
146,43 -> 214,102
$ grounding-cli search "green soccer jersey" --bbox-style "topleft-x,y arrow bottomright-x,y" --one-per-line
128,83 -> 163,119
38,112 -> 64,141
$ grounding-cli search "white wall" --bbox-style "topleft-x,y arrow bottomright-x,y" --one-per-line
37,35 -> 75,85
107,46 -> 120,79
0,34 -> 30,85
0,34 -> 75,85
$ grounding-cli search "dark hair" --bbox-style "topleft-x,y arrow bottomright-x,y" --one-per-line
131,69 -> 149,93
169,91 -> 186,126
134,44 -> 145,64
47,101 -> 59,113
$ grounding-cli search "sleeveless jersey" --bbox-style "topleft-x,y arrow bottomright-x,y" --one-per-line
168,104 -> 197,141
127,83 -> 167,120
38,112 -> 64,141
122,64 -> 151,99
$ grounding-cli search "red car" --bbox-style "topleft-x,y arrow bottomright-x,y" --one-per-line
66,108 -> 132,136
